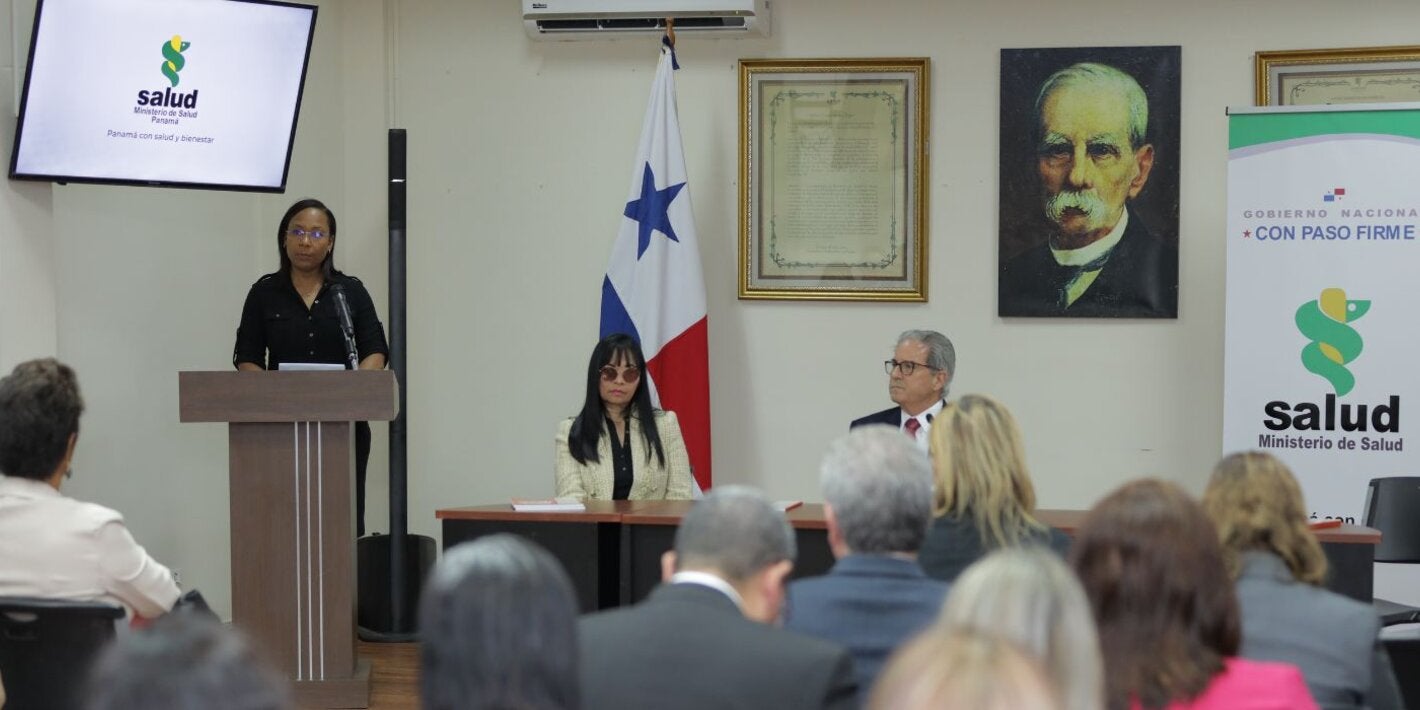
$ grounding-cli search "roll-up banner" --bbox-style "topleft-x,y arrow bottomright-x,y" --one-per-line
1224,102 -> 1420,522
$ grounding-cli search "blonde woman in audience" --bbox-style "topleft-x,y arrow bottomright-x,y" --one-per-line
870,627 -> 1060,710
918,394 -> 1070,582
1203,452 -> 1401,710
1072,479 -> 1317,710
938,548 -> 1104,710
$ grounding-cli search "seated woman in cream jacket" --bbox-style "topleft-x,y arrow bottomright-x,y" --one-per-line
555,334 -> 693,500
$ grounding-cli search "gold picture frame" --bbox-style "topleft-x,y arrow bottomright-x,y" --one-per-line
738,58 -> 929,301
1255,45 -> 1420,106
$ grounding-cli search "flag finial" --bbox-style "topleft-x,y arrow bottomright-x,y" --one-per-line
662,18 -> 680,70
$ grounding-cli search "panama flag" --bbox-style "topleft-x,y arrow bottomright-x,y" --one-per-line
600,38 -> 712,493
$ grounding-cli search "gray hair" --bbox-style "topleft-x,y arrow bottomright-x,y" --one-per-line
1034,62 -> 1149,149
939,548 -> 1104,710
85,612 -> 293,710
0,358 -> 84,480
897,329 -> 955,399
674,485 -> 795,583
420,535 -> 579,710
821,426 -> 933,554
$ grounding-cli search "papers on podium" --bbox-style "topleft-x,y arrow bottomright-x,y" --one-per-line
774,500 -> 803,512
510,497 -> 586,512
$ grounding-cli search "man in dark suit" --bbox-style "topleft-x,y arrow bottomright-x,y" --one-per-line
999,62 -> 1177,318
850,329 -> 954,452
785,426 -> 948,702
578,486 -> 857,710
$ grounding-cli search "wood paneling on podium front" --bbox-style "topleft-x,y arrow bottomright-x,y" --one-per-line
180,370 -> 397,709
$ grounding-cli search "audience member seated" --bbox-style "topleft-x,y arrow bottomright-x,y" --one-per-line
784,426 -> 949,701
83,610 -> 291,710
917,394 -> 1070,582
937,547 -> 1103,710
419,534 -> 580,710
870,627 -> 1060,710
1071,478 -> 1317,710
554,333 -> 694,500
0,359 -> 180,619
579,485 -> 856,710
1202,451 -> 1402,710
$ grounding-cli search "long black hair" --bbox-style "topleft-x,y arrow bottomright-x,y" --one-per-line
568,333 -> 665,467
277,197 -> 338,279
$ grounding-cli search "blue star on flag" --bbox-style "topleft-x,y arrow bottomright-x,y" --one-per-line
623,162 -> 686,259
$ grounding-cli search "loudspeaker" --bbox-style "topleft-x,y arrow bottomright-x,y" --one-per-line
389,128 -> 406,226
357,533 -> 436,640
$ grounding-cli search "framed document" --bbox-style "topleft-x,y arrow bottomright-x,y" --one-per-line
1256,46 -> 1420,106
738,58 -> 929,301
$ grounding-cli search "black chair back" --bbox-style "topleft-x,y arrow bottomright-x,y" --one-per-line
0,596 -> 125,710
1364,477 -> 1420,562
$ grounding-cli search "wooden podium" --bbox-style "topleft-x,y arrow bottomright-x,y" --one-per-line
179,370 -> 398,709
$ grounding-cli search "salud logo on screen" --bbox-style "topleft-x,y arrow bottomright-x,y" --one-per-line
1296,287 -> 1369,396
160,35 -> 190,87
136,34 -> 198,115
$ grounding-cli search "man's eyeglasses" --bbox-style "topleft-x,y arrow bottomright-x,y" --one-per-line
286,228 -> 330,241
885,359 -> 937,376
600,365 -> 641,383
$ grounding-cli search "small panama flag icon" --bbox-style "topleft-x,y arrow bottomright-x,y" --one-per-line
1323,187 -> 1346,202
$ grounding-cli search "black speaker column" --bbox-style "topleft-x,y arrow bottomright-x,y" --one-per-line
358,128 -> 434,641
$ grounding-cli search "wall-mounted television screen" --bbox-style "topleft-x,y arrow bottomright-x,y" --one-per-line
8,0 -> 317,192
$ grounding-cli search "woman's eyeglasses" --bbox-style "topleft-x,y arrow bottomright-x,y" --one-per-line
600,365 -> 641,383
286,228 -> 329,241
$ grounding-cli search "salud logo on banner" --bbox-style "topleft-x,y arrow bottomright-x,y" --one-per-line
1295,287 -> 1369,396
1264,287 -> 1399,443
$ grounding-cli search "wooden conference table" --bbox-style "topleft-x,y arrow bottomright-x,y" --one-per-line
435,501 -> 1381,612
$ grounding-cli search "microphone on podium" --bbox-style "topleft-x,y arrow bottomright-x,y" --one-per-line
330,283 -> 359,370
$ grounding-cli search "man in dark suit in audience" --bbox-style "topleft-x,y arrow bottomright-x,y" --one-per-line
785,425 -> 949,701
578,486 -> 857,710
851,329 -> 954,452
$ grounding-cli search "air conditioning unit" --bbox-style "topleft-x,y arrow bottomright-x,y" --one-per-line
523,0 -> 770,41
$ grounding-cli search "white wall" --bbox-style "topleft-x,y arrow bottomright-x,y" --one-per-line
4,0 -> 1420,618
0,0 -> 56,370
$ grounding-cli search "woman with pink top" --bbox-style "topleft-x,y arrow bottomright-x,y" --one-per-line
1070,479 -> 1318,710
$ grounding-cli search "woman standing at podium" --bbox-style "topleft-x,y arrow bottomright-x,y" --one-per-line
232,198 -> 389,536
554,334 -> 694,500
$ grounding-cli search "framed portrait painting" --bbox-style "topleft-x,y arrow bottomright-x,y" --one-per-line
998,46 -> 1181,319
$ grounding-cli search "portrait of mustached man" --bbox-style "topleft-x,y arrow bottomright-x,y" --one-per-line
999,46 -> 1180,318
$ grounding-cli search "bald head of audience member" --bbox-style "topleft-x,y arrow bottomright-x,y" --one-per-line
419,534 -> 579,710
84,611 -> 292,710
820,425 -> 933,558
663,485 -> 796,623
870,628 -> 1060,710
